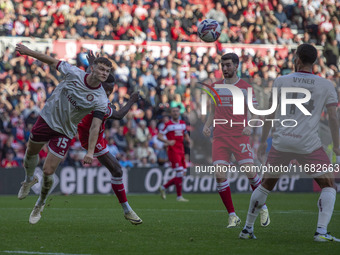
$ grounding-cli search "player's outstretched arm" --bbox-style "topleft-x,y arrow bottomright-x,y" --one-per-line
15,44 -> 59,69
327,105 -> 340,156
109,91 -> 140,120
83,116 -> 103,164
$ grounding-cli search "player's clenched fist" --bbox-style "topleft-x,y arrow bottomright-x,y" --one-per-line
130,91 -> 140,102
203,126 -> 211,137
15,44 -> 30,55
83,153 -> 94,164
242,126 -> 252,136
167,140 -> 176,146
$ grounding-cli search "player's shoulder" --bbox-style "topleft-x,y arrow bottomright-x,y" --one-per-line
166,120 -> 174,125
236,78 -> 252,89
281,72 -> 333,86
211,79 -> 225,87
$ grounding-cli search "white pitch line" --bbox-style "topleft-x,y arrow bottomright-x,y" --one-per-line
1,207 -> 339,215
1,251 -> 90,255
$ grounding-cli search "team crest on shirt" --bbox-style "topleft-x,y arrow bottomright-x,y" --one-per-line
87,94 -> 94,101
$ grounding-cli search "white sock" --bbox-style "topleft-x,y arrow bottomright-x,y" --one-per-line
316,187 -> 336,234
122,202 -> 132,214
229,212 -> 236,216
160,185 -> 165,190
24,153 -> 39,182
244,185 -> 270,230
36,174 -> 54,206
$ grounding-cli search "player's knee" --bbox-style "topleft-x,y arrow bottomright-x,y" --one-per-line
42,165 -> 56,176
26,140 -> 44,156
216,177 -> 226,183
319,179 -> 334,189
26,142 -> 40,156
215,170 -> 225,180
261,178 -> 276,191
112,166 -> 123,177
316,173 -> 335,189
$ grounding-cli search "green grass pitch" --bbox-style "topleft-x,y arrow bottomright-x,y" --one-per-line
0,193 -> 339,255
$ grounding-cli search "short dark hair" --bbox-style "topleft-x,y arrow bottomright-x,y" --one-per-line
102,81 -> 114,92
93,57 -> 112,68
105,73 -> 115,83
171,106 -> 181,111
221,53 -> 239,66
296,44 -> 317,65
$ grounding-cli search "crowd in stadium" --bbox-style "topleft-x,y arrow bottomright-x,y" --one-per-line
0,0 -> 340,168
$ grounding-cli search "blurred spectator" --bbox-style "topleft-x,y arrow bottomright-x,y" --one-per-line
107,137 -> 120,158
1,150 -> 19,168
206,2 -> 228,26
113,126 -> 128,153
136,120 -> 150,144
136,141 -> 157,167
274,3 -> 289,28
1,0 -> 340,168
119,153 -> 134,168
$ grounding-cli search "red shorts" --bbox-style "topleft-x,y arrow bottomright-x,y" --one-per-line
80,135 -> 109,158
168,152 -> 186,169
267,146 -> 330,166
30,116 -> 71,159
212,136 -> 254,165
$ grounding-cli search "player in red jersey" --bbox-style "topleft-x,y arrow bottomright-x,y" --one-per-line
158,107 -> 190,202
77,55 -> 142,224
203,53 -> 269,228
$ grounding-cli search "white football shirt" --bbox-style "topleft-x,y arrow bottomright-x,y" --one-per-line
271,71 -> 337,154
40,61 -> 107,139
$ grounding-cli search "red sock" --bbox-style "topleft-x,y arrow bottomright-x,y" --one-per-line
111,177 -> 127,203
217,180 -> 235,214
175,177 -> 183,197
164,177 -> 176,189
248,174 -> 261,191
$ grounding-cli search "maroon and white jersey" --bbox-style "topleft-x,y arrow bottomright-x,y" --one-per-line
272,71 -> 338,154
40,61 -> 107,139
160,119 -> 187,154
212,78 -> 258,137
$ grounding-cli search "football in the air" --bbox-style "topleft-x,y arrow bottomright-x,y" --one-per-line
197,19 -> 222,43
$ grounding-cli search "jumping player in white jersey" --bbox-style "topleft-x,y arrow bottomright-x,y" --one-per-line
15,44 -> 112,224
240,44 -> 340,242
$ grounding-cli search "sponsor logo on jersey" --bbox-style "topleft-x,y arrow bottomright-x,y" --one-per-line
87,94 -> 94,102
62,90 -> 81,110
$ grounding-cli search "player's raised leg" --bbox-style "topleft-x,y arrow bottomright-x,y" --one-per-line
98,152 -> 142,225
159,166 -> 188,202
18,140 -> 45,200
239,175 -> 278,239
29,151 -> 62,224
313,172 -> 340,242
215,165 -> 240,228
244,164 -> 270,227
